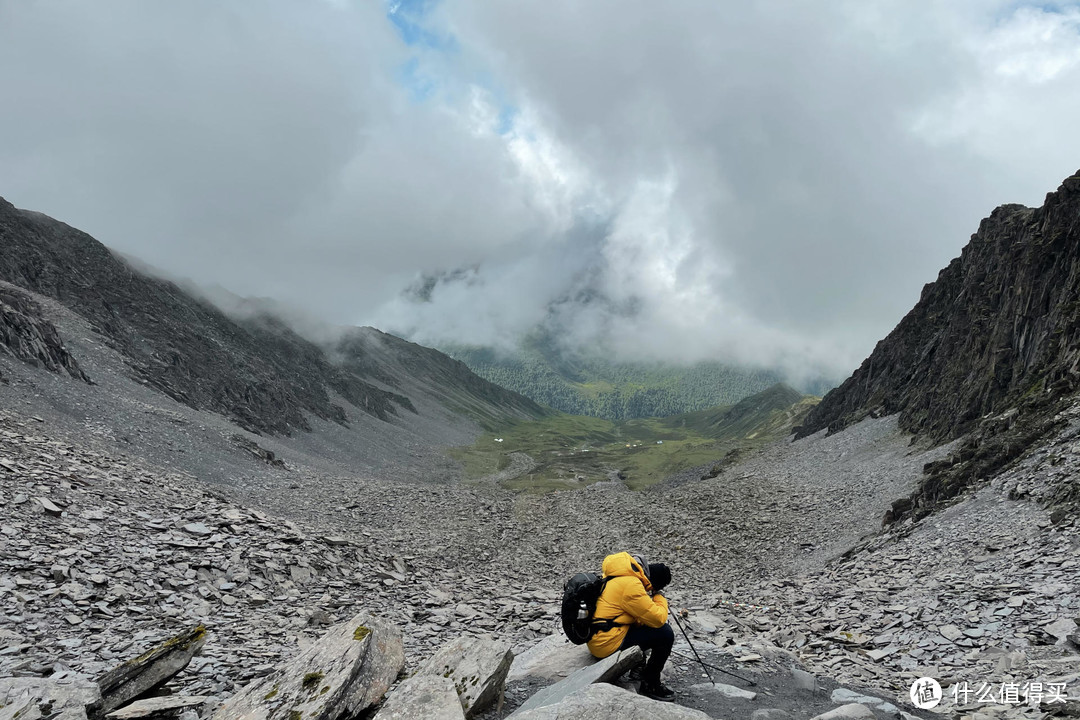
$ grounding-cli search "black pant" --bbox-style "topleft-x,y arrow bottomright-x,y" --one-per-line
620,622 -> 674,684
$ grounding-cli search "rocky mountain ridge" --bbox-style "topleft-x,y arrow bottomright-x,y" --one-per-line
0,196 -> 545,439
798,170 -> 1080,521
0,283 -> 90,385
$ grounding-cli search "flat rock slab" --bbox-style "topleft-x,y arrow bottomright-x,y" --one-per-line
810,703 -> 876,720
416,634 -> 512,718
685,611 -> 726,635
687,681 -> 758,701
372,676 -> 465,720
752,710 -> 795,720
509,646 -> 644,717
864,646 -> 899,662
938,625 -> 963,642
512,682 -> 711,719
508,635 -> 597,682
212,611 -> 403,720
830,688 -> 898,713
96,624 -> 207,717
106,695 -> 208,718
0,675 -> 101,720
1046,618 -> 1078,643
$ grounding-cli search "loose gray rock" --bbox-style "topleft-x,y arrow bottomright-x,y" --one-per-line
96,625 -> 207,717
105,695 -> 208,718
0,675 -> 101,720
511,682 -> 711,719
508,634 -> 596,682
509,646 -> 644,717
830,688 -> 897,713
687,681 -> 757,700
789,667 -> 818,693
372,675 -> 465,720
938,625 -> 963,641
416,634 -> 512,718
751,710 -> 795,720
211,612 -> 403,720
809,703 -> 876,720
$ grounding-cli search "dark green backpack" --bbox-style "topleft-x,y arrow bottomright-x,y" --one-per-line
560,572 -> 621,644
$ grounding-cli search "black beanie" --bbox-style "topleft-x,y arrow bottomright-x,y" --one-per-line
648,563 -> 671,591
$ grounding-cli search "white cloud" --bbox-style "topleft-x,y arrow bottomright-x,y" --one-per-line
2,1 -> 1080,384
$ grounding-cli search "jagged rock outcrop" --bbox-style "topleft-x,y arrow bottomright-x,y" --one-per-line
0,284 -> 89,383
94,625 -> 206,718
800,171 -> 1080,443
413,635 -> 512,718
211,611 -> 404,720
797,170 -> 1080,517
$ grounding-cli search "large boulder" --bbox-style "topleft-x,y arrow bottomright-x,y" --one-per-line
95,625 -> 207,717
211,611 -> 404,720
371,676 -> 465,720
0,675 -> 101,720
509,646 -> 643,717
508,635 -> 597,682
415,635 -> 513,718
512,682 -> 710,719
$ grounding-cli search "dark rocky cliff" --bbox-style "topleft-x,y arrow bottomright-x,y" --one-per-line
797,170 -> 1080,518
0,284 -> 90,384
0,197 -> 546,435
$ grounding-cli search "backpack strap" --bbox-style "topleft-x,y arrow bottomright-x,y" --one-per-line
589,576 -> 627,633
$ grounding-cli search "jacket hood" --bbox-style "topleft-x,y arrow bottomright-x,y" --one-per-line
602,552 -> 652,591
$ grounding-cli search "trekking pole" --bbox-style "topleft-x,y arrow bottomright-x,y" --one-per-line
668,651 -> 756,686
670,610 -> 757,687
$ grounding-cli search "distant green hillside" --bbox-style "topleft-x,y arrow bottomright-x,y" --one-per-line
441,333 -> 784,421
450,383 -> 819,491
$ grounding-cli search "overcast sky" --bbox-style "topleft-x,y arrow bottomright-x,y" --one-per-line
2,1 -> 1079,382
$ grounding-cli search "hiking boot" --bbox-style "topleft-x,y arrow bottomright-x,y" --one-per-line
639,680 -> 676,702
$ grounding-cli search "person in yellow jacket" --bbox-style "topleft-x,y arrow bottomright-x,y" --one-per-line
587,551 -> 675,701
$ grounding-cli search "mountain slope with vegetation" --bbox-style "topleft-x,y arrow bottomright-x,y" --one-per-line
443,332 -> 788,420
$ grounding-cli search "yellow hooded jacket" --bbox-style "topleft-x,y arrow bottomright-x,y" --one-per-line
586,552 -> 669,658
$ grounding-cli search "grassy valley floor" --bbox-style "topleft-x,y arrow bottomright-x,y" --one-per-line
449,388 -> 818,491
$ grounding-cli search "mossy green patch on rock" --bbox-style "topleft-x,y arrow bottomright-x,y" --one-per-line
352,625 -> 371,641
130,624 -> 207,665
263,684 -> 280,700
301,672 -> 324,691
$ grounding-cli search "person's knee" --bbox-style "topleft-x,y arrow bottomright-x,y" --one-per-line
658,623 -> 674,646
